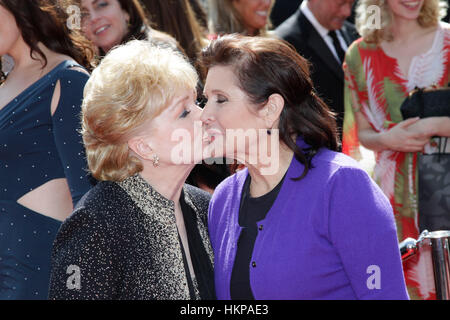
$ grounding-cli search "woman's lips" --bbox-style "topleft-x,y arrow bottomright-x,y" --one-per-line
94,25 -> 111,36
203,128 -> 222,143
401,0 -> 421,11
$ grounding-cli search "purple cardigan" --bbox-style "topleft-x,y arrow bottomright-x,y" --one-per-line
208,141 -> 409,300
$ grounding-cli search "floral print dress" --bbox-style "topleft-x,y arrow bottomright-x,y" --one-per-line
342,22 -> 450,300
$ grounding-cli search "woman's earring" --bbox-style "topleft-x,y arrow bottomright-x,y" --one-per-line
152,154 -> 160,167
267,129 -> 272,135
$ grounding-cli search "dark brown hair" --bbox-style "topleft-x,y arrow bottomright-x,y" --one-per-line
116,0 -> 150,43
0,0 -> 94,70
187,0 -> 208,30
201,34 -> 340,179
71,0 -> 180,58
140,0 -> 208,80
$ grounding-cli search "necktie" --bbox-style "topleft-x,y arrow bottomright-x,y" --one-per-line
328,30 -> 346,64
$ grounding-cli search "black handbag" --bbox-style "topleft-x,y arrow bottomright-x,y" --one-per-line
400,85 -> 450,232
400,85 -> 450,119
417,137 -> 450,232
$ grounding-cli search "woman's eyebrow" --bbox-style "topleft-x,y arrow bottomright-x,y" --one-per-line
169,96 -> 189,110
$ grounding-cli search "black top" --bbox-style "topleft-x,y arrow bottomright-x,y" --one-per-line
230,174 -> 285,300
0,61 -> 95,300
179,190 -> 215,299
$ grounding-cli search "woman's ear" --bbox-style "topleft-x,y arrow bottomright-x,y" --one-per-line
128,136 -> 153,160
260,93 -> 284,129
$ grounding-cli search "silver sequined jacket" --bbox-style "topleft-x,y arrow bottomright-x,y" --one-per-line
48,174 -> 214,300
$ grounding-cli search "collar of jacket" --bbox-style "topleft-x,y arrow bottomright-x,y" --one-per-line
116,173 -> 213,299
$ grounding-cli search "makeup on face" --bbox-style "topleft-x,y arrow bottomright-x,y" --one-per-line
387,0 -> 424,20
232,0 -> 273,34
80,0 -> 130,52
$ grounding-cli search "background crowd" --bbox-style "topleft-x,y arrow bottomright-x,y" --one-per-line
1,0 -> 449,300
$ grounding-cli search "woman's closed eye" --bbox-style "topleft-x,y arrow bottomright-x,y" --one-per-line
216,95 -> 227,104
179,109 -> 191,118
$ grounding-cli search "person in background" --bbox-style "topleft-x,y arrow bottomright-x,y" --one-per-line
270,0 -> 302,28
275,0 -> 359,140
74,0 -> 178,57
207,0 -> 275,36
200,34 -> 409,300
342,0 -> 450,300
0,0 -> 95,299
49,40 -> 215,300
139,0 -> 209,80
188,0 -> 209,30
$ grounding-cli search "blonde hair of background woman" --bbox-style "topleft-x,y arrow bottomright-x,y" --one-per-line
81,40 -> 198,181
356,0 -> 448,44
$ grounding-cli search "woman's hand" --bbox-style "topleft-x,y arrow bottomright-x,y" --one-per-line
379,117 -> 431,152
406,117 -> 450,138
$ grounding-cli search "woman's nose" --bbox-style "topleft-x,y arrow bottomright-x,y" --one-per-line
261,0 -> 272,9
200,104 -> 214,125
86,10 -> 101,27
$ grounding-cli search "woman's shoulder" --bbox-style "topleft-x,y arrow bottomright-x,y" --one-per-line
315,149 -> 388,203
440,21 -> 450,39
348,37 -> 379,51
346,37 -> 380,61
54,60 -> 89,83
313,149 -> 369,179
440,21 -> 450,31
67,181 -> 133,224
55,181 -> 136,246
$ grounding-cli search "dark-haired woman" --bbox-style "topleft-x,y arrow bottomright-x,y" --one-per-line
140,0 -> 209,79
77,0 -> 178,56
200,35 -> 409,300
0,0 -> 95,299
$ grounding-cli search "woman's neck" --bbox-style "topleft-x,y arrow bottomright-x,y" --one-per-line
390,15 -> 426,43
245,140 -> 293,198
139,163 -> 195,203
7,41 -> 54,76
246,27 -> 258,36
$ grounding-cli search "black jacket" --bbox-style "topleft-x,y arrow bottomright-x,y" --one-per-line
275,9 -> 359,137
48,174 -> 214,300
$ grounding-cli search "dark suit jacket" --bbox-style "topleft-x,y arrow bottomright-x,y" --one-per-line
275,8 -> 359,137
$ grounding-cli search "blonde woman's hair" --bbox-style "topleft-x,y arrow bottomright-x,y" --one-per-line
207,0 -> 274,36
81,40 -> 198,181
356,0 -> 448,44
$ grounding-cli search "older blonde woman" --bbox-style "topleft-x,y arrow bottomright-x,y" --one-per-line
342,0 -> 450,300
48,40 -> 215,300
208,0 -> 274,36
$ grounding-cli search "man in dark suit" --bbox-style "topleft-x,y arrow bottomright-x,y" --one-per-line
270,0 -> 303,28
275,0 -> 359,141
